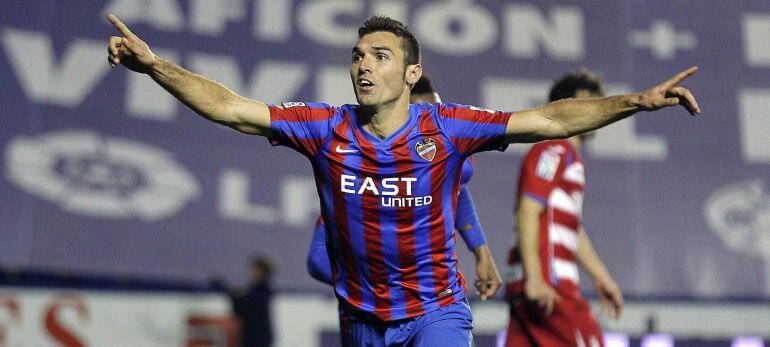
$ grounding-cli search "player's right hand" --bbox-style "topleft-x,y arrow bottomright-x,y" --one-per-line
596,276 -> 624,320
524,279 -> 561,317
106,14 -> 158,73
635,66 -> 701,116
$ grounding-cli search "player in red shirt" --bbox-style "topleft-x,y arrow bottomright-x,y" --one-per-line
504,68 -> 624,347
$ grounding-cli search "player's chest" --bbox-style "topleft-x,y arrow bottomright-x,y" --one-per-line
321,131 -> 456,175
559,161 -> 585,193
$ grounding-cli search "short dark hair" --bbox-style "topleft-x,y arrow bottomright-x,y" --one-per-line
411,74 -> 436,95
358,15 -> 420,66
548,67 -> 605,102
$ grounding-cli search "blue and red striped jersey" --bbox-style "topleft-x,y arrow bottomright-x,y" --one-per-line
307,158 -> 486,285
270,102 -> 511,321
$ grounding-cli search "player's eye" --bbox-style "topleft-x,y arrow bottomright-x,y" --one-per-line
377,53 -> 388,61
352,54 -> 363,62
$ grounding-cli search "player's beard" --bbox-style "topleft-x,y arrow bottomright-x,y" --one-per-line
355,68 -> 409,108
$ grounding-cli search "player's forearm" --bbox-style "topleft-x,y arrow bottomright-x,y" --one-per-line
511,94 -> 641,142
517,210 -> 546,283
546,95 -> 641,138
149,58 -> 268,134
472,244 -> 492,261
576,228 -> 611,282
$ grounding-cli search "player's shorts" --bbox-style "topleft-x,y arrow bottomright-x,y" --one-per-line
339,299 -> 473,347
505,295 -> 603,347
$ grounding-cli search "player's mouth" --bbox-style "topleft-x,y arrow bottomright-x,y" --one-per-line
358,78 -> 375,92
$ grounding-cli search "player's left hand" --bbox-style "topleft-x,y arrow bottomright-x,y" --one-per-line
595,276 -> 624,320
636,66 -> 701,116
106,14 -> 158,73
473,245 -> 502,301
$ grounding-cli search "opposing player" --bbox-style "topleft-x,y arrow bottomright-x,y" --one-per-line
307,75 -> 502,301
504,68 -> 623,347
107,13 -> 699,346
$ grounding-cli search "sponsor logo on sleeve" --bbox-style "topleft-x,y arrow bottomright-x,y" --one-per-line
281,102 -> 306,108
468,105 -> 495,114
535,151 -> 560,181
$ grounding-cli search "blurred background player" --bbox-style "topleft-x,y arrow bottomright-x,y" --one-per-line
229,256 -> 275,347
307,75 -> 502,301
504,68 -> 624,347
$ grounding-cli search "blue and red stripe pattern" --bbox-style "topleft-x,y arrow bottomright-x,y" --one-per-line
269,102 -> 512,321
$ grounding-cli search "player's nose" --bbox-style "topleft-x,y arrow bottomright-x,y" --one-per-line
358,55 -> 373,74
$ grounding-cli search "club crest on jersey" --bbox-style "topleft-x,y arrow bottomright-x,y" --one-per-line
415,137 -> 437,162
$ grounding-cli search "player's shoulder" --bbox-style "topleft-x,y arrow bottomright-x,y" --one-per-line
530,140 -> 570,156
274,101 -> 344,121
437,103 -> 496,115
279,101 -> 338,112
524,140 -> 570,165
524,141 -> 567,181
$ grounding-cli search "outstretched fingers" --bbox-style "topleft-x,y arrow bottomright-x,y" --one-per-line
669,86 -> 701,115
599,295 -> 610,317
613,295 -> 624,320
663,66 -> 699,88
107,14 -> 136,39
107,36 -> 122,67
539,290 -> 561,317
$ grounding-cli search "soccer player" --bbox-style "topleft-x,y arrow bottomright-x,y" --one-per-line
106,13 -> 700,347
307,75 -> 502,302
504,68 -> 623,347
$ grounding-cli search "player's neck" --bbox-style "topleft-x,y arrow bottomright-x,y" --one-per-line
568,136 -> 583,151
358,94 -> 410,140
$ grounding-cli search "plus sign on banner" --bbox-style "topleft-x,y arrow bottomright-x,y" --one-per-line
629,20 -> 698,60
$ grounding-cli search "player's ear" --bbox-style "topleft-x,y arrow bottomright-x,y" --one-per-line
405,63 -> 422,88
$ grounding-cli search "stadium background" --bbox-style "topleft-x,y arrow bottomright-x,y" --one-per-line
0,0 -> 768,346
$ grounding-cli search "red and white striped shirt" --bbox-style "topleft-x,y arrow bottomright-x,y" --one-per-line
506,139 -> 585,298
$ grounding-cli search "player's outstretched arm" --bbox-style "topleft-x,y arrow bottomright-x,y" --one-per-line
576,227 -> 623,320
504,67 -> 701,143
106,14 -> 271,136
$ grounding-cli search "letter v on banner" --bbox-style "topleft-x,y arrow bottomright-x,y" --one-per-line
0,29 -> 110,106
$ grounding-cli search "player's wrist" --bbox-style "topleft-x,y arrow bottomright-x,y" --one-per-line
591,271 -> 613,285
524,276 -> 547,286
147,56 -> 169,76
471,244 -> 490,259
624,93 -> 644,112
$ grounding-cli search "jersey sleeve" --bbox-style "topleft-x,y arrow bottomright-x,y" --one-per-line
517,142 -> 565,205
306,216 -> 333,285
455,186 -> 487,251
436,103 -> 513,156
268,102 -> 336,157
